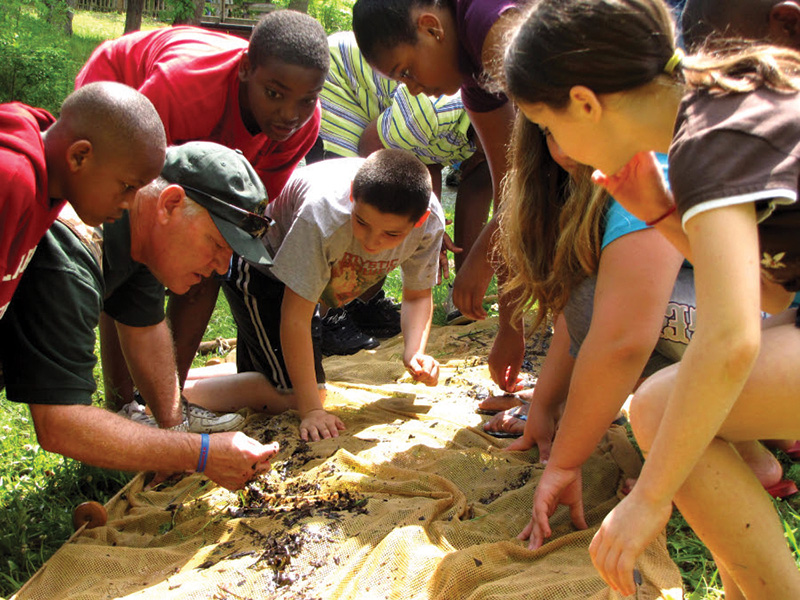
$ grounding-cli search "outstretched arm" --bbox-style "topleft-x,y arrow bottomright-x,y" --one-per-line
590,203 -> 762,595
280,288 -> 345,441
29,403 -> 278,490
117,319 -> 183,427
521,227 -> 684,550
400,286 -> 439,386
504,313 -> 574,461
452,104 -> 515,320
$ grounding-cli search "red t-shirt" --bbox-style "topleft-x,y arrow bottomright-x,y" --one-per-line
75,26 -> 320,201
0,103 -> 63,319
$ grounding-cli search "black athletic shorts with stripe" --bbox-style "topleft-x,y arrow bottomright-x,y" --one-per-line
222,255 -> 325,391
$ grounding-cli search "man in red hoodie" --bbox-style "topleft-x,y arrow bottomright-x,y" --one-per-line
0,81 -> 166,320
76,11 -> 330,403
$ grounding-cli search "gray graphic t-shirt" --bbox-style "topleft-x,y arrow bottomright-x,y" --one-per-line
259,158 -> 444,306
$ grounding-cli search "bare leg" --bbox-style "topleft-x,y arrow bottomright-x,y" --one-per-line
674,439 -> 800,599
732,440 -> 783,489
99,311 -> 133,410
167,277 -> 220,387
183,371 -> 295,414
187,362 -> 238,381
631,320 -> 800,598
716,560 -> 746,600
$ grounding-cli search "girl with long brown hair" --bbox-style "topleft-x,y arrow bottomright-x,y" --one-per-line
504,0 -> 800,596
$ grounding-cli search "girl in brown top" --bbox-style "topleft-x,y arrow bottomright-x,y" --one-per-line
503,0 -> 800,597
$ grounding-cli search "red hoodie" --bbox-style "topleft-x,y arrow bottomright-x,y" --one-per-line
0,103 -> 62,320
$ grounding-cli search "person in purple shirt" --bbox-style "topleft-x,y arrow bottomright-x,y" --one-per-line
353,0 -> 520,337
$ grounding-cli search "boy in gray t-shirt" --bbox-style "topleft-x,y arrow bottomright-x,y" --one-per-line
189,150 -> 445,442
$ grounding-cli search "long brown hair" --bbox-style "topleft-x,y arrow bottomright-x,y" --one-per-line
497,114 -> 607,331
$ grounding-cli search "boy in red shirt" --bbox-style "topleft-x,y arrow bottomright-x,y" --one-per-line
0,82 -> 166,320
76,11 -> 330,403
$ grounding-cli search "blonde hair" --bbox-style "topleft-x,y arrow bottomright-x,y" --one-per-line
497,114 -> 607,332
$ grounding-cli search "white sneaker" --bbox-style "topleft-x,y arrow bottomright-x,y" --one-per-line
117,400 -> 243,433
184,402 -> 245,434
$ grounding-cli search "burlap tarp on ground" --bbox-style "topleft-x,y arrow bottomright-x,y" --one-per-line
13,319 -> 683,600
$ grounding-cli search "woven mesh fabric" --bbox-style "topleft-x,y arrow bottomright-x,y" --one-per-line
13,318 -> 683,600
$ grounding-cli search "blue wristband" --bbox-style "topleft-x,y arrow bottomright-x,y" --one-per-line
196,433 -> 210,473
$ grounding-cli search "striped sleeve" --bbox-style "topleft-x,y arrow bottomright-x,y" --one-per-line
319,32 -> 397,157
378,86 -> 476,166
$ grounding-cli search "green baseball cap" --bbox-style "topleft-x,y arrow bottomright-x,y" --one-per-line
161,141 -> 273,266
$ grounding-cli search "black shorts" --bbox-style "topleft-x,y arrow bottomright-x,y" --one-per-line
222,255 -> 325,391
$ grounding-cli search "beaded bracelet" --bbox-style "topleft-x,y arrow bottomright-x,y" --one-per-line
645,205 -> 677,227
196,433 -> 210,473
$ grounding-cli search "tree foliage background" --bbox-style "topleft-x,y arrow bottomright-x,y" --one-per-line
0,0 -> 354,114
0,0 -> 75,113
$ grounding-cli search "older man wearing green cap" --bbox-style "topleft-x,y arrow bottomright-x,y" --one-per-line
0,141 -> 277,491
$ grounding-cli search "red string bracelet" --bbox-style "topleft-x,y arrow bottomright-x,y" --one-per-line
645,205 -> 677,227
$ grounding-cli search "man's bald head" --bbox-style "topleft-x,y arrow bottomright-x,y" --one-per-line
683,0 -> 800,52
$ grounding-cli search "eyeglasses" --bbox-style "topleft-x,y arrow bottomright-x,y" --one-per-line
181,185 -> 271,238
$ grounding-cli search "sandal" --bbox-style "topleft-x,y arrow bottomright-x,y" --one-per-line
783,441 -> 800,461
765,479 -> 799,499
483,404 -> 528,438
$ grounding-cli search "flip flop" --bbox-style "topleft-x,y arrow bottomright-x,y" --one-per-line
783,441 -> 800,461
483,405 -> 528,438
764,479 -> 799,499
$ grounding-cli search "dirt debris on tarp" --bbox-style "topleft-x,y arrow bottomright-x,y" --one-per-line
12,317 -> 683,600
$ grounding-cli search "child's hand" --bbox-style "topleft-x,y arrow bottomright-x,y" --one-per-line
299,409 -> 346,442
488,324 -> 525,393
591,152 -> 675,224
589,491 -> 673,596
503,397 -> 559,462
439,228 -> 463,283
404,353 -> 440,386
518,464 -> 587,550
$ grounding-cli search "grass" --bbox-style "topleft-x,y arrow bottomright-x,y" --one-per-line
0,7 -> 797,600
68,9 -> 164,59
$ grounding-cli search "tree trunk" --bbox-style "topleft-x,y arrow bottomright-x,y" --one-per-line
173,0 -> 203,25
192,0 -> 204,24
124,0 -> 144,33
63,0 -> 75,36
44,0 -> 75,35
287,0 -> 308,13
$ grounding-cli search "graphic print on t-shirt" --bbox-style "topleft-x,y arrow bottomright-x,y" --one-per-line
320,252 -> 400,307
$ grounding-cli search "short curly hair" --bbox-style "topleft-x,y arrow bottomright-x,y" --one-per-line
248,10 -> 330,72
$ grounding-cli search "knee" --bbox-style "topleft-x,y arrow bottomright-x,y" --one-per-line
629,369 -> 673,453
